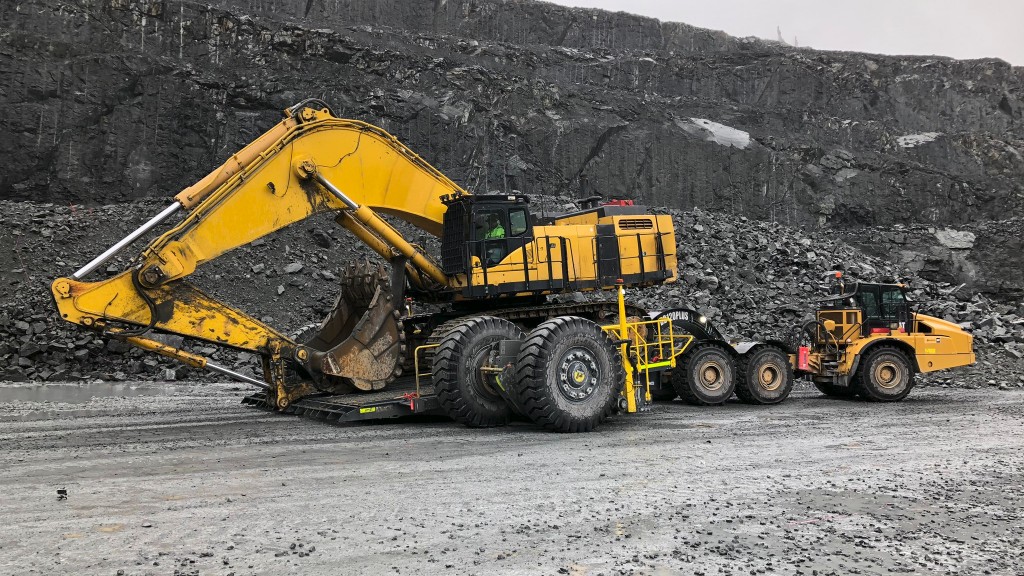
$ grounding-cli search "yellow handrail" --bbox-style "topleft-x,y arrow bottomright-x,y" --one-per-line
413,343 -> 440,396
602,302 -> 695,411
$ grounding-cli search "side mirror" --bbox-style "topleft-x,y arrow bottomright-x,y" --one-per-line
822,319 -> 836,332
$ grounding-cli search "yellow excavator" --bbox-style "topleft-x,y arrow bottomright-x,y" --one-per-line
50,100 -> 976,432
50,99 -> 678,431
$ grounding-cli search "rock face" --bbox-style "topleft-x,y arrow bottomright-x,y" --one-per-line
2,0 -> 1021,229
934,229 -> 977,250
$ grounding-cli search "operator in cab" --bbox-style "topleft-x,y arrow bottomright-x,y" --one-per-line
475,213 -> 507,265
485,214 -> 505,239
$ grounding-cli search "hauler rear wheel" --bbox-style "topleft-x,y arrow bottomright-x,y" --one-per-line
853,345 -> 915,402
735,346 -> 794,405
512,316 -> 623,433
673,344 -> 736,406
433,316 -> 524,427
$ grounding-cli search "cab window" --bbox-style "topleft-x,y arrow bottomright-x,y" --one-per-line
880,288 -> 906,320
855,290 -> 880,318
509,209 -> 528,236
474,210 -> 506,241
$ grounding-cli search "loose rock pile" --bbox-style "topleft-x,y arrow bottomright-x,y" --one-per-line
1,199 -> 1021,388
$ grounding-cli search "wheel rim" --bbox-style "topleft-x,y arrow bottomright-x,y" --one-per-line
758,362 -> 783,391
698,361 -> 725,392
873,360 -> 903,390
557,347 -> 601,401
470,344 -> 501,399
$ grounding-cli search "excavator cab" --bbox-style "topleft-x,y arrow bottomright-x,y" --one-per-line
440,194 -> 533,274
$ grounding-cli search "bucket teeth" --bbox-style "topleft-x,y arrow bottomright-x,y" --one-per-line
301,259 -> 405,392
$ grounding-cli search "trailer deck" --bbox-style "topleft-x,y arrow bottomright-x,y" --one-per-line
242,377 -> 443,423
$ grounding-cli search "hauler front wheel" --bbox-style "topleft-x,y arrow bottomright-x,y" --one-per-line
853,345 -> 915,402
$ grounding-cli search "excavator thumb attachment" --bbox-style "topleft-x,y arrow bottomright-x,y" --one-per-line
302,260 -> 405,392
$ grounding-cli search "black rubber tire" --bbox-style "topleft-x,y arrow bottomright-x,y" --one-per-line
735,346 -> 794,405
813,381 -> 858,398
512,316 -> 624,433
433,316 -> 525,427
853,345 -> 915,402
673,344 -> 737,406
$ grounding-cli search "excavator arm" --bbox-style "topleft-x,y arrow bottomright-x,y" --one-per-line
51,100 -> 468,408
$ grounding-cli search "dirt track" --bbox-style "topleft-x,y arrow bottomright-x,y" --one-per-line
1,382 -> 1022,575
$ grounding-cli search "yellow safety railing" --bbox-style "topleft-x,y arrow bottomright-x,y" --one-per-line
602,317 -> 694,409
603,284 -> 694,412
413,343 -> 440,396
605,318 -> 693,369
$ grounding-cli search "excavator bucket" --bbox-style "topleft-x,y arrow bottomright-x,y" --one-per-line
302,260 -> 405,392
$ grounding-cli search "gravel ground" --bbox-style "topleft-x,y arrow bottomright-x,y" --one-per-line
1,382 -> 1022,576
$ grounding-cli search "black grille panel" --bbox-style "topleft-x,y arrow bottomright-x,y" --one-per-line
618,218 -> 653,230
441,202 -> 468,275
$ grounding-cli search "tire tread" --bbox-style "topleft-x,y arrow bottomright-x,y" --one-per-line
852,344 -> 915,403
735,345 -> 794,405
673,343 -> 736,406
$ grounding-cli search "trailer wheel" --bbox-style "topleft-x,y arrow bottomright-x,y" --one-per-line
735,346 -> 794,405
853,345 -> 915,402
812,381 -> 857,398
433,316 -> 524,427
673,344 -> 736,406
513,316 -> 623,432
